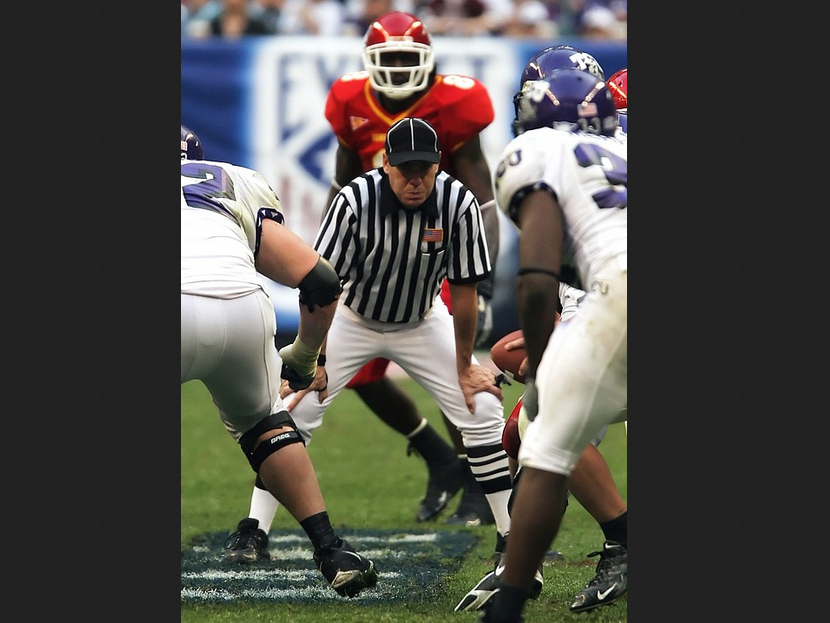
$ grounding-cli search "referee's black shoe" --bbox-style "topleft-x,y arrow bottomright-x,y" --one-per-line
568,540 -> 627,612
415,456 -> 465,522
223,517 -> 269,563
314,538 -> 379,598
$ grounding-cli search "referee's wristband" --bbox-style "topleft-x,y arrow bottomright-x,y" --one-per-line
317,354 -> 327,366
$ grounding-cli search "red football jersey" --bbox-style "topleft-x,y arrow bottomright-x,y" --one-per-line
324,71 -> 495,177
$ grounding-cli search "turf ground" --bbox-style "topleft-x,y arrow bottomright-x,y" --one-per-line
182,365 -> 627,622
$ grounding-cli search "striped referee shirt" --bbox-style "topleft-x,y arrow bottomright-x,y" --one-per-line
315,168 -> 492,323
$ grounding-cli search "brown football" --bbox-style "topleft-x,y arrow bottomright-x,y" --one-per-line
490,329 -> 526,383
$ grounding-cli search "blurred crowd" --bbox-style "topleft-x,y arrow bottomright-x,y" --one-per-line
182,0 -> 627,40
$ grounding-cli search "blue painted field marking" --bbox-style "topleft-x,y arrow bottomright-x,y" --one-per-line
182,529 -> 480,604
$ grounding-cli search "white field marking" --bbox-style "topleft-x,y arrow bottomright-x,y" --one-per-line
192,545 -> 416,561
182,586 -> 392,602
266,533 -> 440,544
182,569 -> 402,581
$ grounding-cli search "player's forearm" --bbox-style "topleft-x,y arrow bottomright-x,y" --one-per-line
450,283 -> 478,372
296,301 -> 336,353
516,276 -> 559,378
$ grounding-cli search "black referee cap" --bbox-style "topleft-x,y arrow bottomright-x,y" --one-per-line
385,118 -> 440,166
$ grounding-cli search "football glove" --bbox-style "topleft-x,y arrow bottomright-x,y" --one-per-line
278,338 -> 319,391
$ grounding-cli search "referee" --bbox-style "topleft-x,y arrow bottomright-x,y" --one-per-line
282,117 -> 515,551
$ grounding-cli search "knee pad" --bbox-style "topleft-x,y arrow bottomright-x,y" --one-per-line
239,411 -> 305,473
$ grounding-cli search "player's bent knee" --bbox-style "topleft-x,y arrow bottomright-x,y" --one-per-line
239,411 -> 304,472
247,428 -> 304,472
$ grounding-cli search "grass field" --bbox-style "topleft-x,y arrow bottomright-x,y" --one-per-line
182,368 -> 627,622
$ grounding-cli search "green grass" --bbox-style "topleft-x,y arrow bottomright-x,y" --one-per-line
182,368 -> 627,622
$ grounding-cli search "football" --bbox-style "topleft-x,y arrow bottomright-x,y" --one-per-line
490,329 -> 526,383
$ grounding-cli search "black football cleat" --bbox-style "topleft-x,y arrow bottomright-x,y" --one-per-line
223,517 -> 269,563
415,455 -> 465,522
313,538 -> 379,598
455,536 -> 542,613
569,540 -> 627,612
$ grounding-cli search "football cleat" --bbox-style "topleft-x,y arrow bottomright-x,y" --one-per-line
413,452 -> 465,522
569,540 -> 627,612
223,517 -> 269,563
313,538 -> 379,598
455,546 -> 543,612
445,464 -> 495,527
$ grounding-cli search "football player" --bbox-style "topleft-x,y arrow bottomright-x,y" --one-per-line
477,69 -> 627,623
181,125 -> 378,597
456,49 -> 628,616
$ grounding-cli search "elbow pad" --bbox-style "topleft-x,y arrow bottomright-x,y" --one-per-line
298,256 -> 341,312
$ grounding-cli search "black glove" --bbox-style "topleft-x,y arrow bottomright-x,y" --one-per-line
280,362 -> 315,391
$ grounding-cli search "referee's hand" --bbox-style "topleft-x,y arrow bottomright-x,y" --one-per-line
458,364 -> 504,413
280,365 -> 329,410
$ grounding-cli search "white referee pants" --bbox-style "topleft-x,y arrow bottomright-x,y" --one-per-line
285,296 -> 505,449
519,254 -> 627,476
181,291 -> 284,442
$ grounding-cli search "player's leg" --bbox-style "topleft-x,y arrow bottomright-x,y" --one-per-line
189,292 -> 378,596
238,413 -> 378,596
227,302 -> 369,561
484,269 -> 627,620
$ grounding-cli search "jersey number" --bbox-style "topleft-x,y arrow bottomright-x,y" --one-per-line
181,163 -> 236,209
573,144 -> 627,209
442,75 -> 475,90
496,144 -> 627,211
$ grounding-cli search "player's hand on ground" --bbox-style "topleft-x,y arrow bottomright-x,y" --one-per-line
458,364 -> 503,413
280,366 -> 328,409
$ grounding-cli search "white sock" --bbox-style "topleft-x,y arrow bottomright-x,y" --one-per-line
249,486 -> 280,534
484,489 -> 512,538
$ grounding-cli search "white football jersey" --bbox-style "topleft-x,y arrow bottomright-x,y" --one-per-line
494,127 -> 627,290
181,160 -> 285,299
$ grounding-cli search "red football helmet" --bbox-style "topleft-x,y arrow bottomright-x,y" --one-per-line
607,67 -> 627,110
363,11 -> 434,100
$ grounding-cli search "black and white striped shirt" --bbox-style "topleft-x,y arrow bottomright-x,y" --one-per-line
315,168 -> 492,323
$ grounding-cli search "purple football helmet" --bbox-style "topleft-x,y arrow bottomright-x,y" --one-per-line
520,45 -> 605,85
181,125 -> 204,160
514,68 -> 618,137
513,46 -> 605,137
